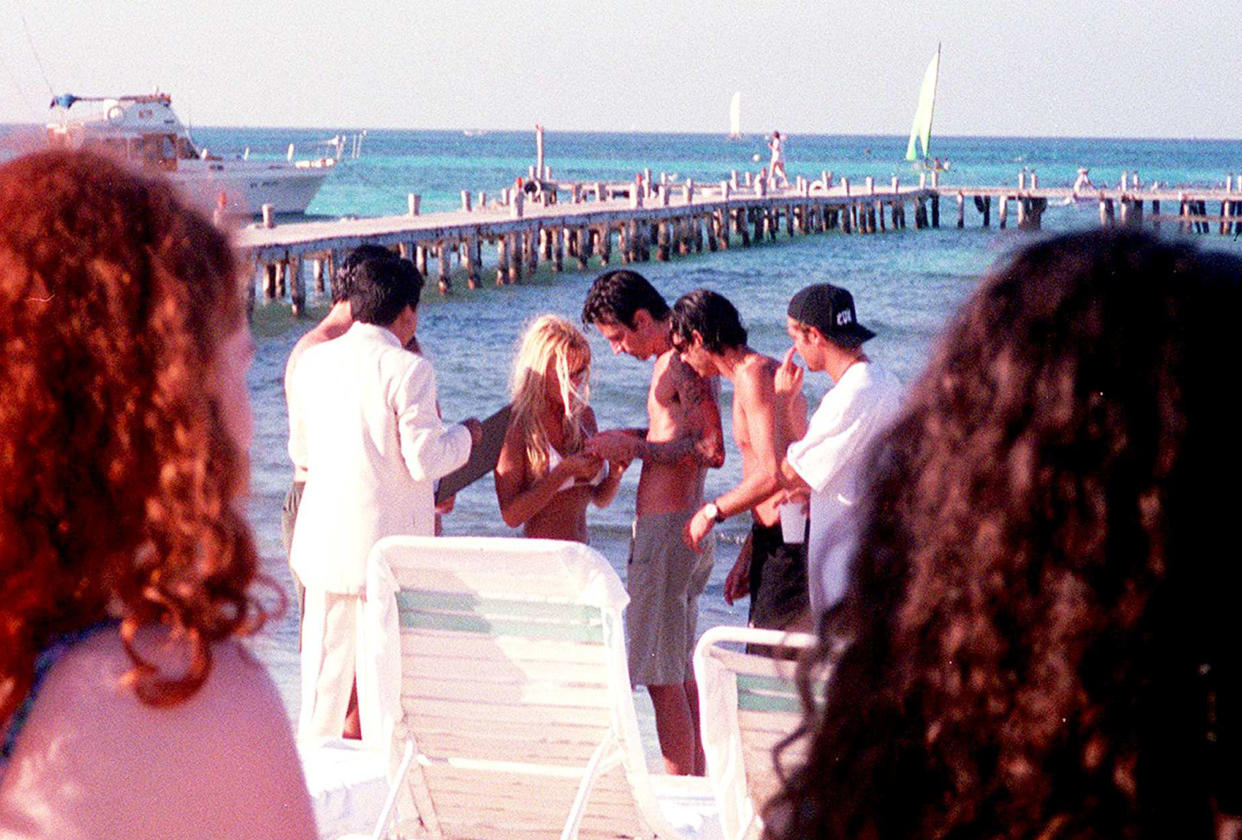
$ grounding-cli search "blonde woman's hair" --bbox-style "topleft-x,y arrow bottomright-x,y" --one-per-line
509,314 -> 592,477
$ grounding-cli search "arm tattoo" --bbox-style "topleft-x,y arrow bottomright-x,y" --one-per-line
639,435 -> 700,464
637,356 -> 723,467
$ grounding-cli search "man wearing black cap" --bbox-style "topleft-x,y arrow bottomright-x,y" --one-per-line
777,283 -> 902,614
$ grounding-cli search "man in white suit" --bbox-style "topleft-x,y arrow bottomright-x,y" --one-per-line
290,254 -> 481,739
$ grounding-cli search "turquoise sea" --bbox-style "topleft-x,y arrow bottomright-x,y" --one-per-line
56,126 -> 1242,721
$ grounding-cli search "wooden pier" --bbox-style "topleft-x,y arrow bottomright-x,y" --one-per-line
944,169 -> 1242,235
234,168 -> 1242,315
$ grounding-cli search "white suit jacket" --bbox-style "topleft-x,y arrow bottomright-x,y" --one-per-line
288,322 -> 472,594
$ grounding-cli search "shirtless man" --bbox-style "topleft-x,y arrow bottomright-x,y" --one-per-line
581,270 -> 724,776
675,290 -> 810,632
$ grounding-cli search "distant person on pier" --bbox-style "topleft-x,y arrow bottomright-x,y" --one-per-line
283,244 -> 395,630
0,149 -> 316,838
768,130 -> 789,188
764,230 -> 1242,840
1073,166 -> 1095,195
289,255 -> 482,741
673,290 -> 810,632
582,270 -> 725,776
495,314 -> 625,542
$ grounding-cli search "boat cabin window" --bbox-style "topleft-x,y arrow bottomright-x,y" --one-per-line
176,137 -> 200,160
140,134 -> 177,171
79,137 -> 129,159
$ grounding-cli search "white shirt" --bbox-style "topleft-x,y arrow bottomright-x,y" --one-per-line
786,361 -> 902,614
288,322 -> 472,594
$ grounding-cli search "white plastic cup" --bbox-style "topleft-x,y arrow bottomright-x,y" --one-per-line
779,501 -> 808,544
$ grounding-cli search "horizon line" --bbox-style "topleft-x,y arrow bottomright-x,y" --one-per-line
2,121 -> 1238,144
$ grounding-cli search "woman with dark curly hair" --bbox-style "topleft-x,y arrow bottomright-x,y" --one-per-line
0,150 -> 316,838
765,230 -> 1242,840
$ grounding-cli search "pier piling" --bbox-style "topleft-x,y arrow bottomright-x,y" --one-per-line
237,166 -> 1242,317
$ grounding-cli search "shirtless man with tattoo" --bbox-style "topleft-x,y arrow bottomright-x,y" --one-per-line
581,270 -> 724,776
674,290 -> 810,634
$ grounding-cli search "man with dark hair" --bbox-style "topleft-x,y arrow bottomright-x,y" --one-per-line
581,269 -> 724,776
283,244 -> 397,561
581,268 -> 672,330
289,254 -> 481,740
346,255 -> 424,323
283,245 -> 399,649
673,289 -> 810,633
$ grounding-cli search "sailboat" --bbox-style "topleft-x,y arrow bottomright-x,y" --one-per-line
727,91 -> 742,139
905,44 -> 946,170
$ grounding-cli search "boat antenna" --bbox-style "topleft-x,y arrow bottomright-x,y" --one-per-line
0,41 -> 38,122
16,1 -> 53,100
184,95 -> 196,141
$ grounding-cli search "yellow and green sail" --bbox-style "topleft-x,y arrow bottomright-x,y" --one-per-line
906,46 -> 941,163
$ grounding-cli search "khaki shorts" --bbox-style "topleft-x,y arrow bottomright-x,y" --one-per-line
625,509 -> 714,687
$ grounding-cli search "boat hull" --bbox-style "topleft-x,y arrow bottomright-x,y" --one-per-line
46,92 -> 336,218
170,160 -> 333,216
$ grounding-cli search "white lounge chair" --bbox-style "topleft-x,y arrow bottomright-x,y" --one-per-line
301,736 -> 391,838
693,626 -> 820,840
351,535 -> 704,840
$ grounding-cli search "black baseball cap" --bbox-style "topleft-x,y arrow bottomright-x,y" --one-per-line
787,283 -> 876,348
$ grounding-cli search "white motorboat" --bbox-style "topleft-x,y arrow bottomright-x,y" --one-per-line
46,91 -> 335,216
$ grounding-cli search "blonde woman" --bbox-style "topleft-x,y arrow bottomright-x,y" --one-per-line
495,315 -> 624,542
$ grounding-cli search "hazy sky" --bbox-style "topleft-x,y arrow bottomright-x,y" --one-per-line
1,0 -> 1237,138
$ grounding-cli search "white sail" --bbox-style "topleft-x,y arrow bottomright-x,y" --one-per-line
728,91 -> 741,138
905,45 -> 940,162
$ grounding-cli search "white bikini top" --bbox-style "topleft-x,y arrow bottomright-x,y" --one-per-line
548,446 -> 607,493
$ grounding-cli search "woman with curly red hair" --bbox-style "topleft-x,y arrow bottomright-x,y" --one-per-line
0,150 -> 316,838
765,230 -> 1242,840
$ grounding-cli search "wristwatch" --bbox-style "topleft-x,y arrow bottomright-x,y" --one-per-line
703,501 -> 727,523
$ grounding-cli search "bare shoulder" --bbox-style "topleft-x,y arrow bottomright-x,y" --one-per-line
664,351 -> 716,405
46,631 -> 294,744
736,353 -> 779,398
498,407 -> 529,459
1,630 -> 316,839
649,347 -> 674,382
